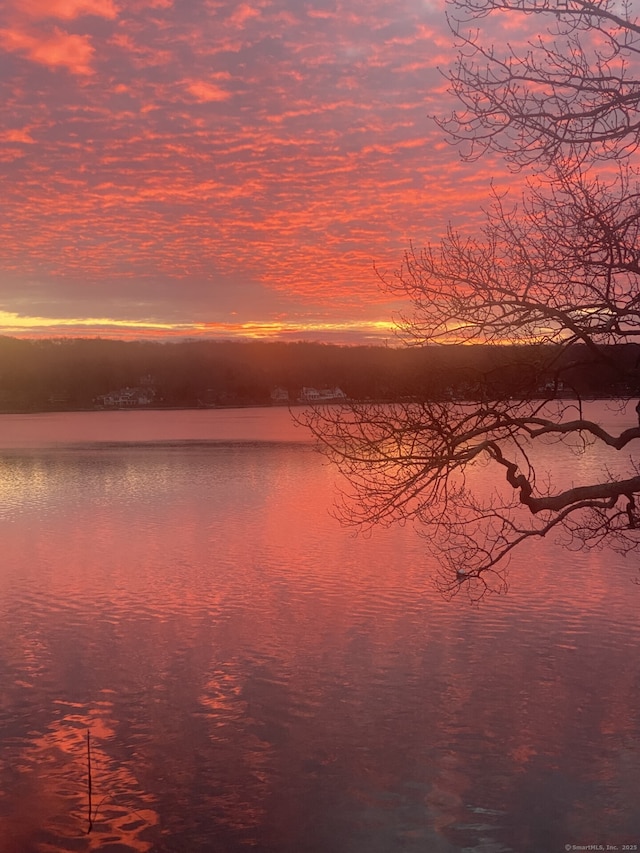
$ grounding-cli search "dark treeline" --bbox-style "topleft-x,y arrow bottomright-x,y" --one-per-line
0,336 -> 639,412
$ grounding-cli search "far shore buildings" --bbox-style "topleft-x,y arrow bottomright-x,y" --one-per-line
270,386 -> 290,404
95,386 -> 155,408
95,374 -> 157,408
95,382 -> 348,409
296,386 -> 347,403
271,386 -> 348,404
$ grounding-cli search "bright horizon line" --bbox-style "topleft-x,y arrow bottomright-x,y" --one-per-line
0,311 -> 564,347
0,310 -> 402,345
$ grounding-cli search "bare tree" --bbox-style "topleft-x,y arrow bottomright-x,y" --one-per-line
296,0 -> 640,596
297,0 -> 640,596
439,0 -> 640,167
297,162 -> 640,596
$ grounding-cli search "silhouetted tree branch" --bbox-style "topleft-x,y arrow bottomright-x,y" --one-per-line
439,0 -> 640,167
296,0 -> 640,597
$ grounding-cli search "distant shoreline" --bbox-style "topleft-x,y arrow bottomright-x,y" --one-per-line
0,394 -> 631,417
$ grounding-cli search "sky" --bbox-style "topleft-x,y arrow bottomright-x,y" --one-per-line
0,0 -> 505,343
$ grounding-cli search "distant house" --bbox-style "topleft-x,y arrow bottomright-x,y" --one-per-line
539,379 -> 565,395
298,386 -> 321,403
95,386 -> 155,408
297,386 -> 347,403
270,386 -> 290,404
319,386 -> 347,401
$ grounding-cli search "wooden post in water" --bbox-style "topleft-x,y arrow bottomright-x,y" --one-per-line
87,730 -> 93,834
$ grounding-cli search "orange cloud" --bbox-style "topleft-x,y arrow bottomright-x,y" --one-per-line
20,0 -> 118,21
186,79 -> 232,102
0,26 -> 95,74
228,3 -> 261,28
0,0 -> 513,341
0,128 -> 35,143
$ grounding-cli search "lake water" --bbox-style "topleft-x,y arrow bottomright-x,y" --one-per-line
0,406 -> 639,853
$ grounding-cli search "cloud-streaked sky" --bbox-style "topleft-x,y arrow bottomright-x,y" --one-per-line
1,0 -> 503,342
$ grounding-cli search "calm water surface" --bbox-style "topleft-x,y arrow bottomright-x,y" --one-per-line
0,406 -> 639,853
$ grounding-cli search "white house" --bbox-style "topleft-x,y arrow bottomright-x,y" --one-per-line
298,387 -> 321,402
297,386 -> 347,403
96,386 -> 155,408
270,386 -> 290,403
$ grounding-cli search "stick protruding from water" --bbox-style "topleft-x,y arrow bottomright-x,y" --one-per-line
87,729 -> 93,834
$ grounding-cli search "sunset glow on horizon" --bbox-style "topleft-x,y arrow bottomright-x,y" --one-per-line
1,0 -> 509,343
0,308 -> 399,342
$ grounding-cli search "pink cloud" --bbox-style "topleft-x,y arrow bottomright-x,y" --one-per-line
109,30 -> 174,68
186,79 -> 232,102
0,0 -> 513,340
228,3 -> 261,28
133,0 -> 172,7
12,0 -> 118,21
0,26 -> 95,74
1,128 -> 35,143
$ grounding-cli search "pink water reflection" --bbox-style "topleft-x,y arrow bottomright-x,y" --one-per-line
0,409 -> 638,851
0,407 -> 309,447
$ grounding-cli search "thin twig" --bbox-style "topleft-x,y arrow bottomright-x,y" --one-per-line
87,730 -> 93,834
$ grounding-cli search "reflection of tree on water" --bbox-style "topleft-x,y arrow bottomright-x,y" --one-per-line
299,397 -> 640,599
0,701 -> 157,852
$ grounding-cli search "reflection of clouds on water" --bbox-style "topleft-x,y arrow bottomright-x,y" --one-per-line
0,700 -> 158,852
0,408 -> 638,850
198,665 -> 276,839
